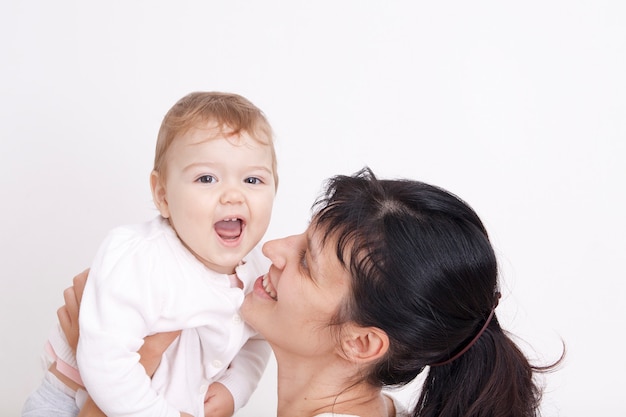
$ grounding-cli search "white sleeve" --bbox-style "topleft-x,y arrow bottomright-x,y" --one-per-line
214,333 -> 271,411
76,229 -> 180,417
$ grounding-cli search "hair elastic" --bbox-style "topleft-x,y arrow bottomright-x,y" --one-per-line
431,292 -> 501,367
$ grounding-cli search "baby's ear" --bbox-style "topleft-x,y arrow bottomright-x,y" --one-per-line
150,171 -> 170,218
339,324 -> 389,363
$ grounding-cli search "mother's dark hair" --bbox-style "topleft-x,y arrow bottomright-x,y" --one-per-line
311,167 -> 561,417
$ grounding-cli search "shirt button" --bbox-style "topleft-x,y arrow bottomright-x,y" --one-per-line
233,314 -> 242,324
199,384 -> 208,394
212,359 -> 222,368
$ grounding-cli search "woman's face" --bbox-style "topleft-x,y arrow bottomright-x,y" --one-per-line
241,225 -> 352,357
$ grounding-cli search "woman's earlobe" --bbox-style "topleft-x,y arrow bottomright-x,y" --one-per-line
150,171 -> 170,218
341,325 -> 389,363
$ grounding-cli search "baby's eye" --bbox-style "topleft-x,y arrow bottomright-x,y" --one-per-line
244,177 -> 263,185
197,175 -> 216,184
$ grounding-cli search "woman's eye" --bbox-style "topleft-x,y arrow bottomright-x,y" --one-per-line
197,175 -> 216,184
244,177 -> 262,185
298,250 -> 308,271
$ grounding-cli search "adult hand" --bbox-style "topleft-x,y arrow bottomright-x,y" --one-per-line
77,396 -> 105,417
57,269 -> 88,351
55,270 -> 105,417
139,331 -> 181,377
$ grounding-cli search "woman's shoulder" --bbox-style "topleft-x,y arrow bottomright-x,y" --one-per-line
312,397 -> 409,417
313,413 -> 406,417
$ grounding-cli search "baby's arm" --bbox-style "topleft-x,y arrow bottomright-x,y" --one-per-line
58,270 -> 181,378
59,270 -> 189,417
77,269 -> 168,415
75,333 -> 189,417
75,230 -> 190,417
213,335 -> 271,412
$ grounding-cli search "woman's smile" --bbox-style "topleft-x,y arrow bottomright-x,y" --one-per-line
252,274 -> 277,301
261,273 -> 277,300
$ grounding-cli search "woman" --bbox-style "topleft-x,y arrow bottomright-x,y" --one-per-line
58,167 -> 560,417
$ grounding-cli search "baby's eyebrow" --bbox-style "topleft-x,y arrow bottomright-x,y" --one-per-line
181,161 -> 219,173
245,165 -> 274,175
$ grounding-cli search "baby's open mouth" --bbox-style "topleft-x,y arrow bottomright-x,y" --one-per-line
214,218 -> 243,240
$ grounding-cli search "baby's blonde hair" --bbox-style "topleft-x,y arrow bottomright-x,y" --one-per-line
154,92 -> 278,187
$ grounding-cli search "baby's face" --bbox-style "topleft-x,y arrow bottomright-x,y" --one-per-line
154,122 -> 276,274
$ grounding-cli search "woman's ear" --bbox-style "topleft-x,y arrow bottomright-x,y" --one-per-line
150,170 -> 170,218
339,324 -> 389,363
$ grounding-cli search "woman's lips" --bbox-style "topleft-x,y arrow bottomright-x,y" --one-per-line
254,274 -> 277,301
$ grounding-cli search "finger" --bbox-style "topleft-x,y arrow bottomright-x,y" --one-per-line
57,304 -> 79,351
62,286 -> 79,322
72,268 -> 89,305
144,330 -> 181,352
57,305 -> 70,333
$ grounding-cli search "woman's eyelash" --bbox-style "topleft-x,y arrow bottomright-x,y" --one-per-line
298,250 -> 308,270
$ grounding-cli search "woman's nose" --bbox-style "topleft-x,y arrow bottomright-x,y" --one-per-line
262,234 -> 302,270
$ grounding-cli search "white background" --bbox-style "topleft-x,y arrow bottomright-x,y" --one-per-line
2,1 -> 624,415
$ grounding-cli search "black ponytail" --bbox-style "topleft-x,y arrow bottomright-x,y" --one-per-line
312,167 -> 563,417
415,318 -> 558,417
